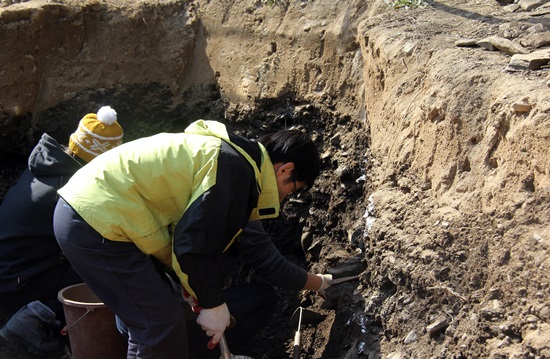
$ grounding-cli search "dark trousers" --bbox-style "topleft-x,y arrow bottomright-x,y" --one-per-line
54,199 -> 188,359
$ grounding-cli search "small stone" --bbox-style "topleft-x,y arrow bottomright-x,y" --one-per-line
524,32 -> 550,48
426,316 -> 448,335
455,39 -> 478,47
477,36 -> 528,55
512,103 -> 532,112
506,49 -> 550,71
503,3 -> 521,12
421,181 -> 432,191
481,300 -> 505,319
404,331 -> 417,344
402,42 -> 416,55
519,0 -> 545,11
476,38 -> 496,51
539,306 -> 550,319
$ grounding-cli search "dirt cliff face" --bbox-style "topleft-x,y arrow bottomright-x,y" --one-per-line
1,0 -> 549,358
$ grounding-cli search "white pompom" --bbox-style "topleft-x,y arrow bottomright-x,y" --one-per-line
96,106 -> 118,125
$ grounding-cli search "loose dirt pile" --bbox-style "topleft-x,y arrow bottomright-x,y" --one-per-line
1,0 -> 549,358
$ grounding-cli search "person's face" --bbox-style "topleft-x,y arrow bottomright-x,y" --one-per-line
274,162 -> 307,202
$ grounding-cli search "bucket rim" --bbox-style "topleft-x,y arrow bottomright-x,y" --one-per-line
58,283 -> 106,308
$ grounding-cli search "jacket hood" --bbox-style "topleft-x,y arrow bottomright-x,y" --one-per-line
185,120 -> 280,220
28,133 -> 82,177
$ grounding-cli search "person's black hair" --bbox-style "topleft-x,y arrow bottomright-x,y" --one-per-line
258,129 -> 320,189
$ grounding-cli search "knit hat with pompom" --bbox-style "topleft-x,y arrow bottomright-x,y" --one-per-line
69,106 -> 124,162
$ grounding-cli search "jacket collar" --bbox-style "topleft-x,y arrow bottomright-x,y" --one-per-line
185,120 -> 280,220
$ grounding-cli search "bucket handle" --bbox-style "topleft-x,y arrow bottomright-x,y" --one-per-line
60,308 -> 94,336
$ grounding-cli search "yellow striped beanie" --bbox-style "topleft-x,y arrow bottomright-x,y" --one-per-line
69,106 -> 124,162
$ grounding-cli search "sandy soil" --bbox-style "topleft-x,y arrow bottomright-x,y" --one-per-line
1,0 -> 549,358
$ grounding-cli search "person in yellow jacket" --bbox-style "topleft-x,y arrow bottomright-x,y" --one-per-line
53,120 -> 331,358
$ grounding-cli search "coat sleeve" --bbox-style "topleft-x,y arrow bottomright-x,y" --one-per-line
173,141 -> 258,309
238,220 -> 308,290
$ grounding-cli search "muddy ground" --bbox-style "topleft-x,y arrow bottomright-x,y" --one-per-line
1,0 -> 549,358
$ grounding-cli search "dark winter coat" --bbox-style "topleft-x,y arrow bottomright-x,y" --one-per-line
0,133 -> 83,292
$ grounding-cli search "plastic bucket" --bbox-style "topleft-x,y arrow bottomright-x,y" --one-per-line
58,283 -> 127,359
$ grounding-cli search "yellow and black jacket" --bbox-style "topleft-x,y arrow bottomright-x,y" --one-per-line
58,120 -> 281,308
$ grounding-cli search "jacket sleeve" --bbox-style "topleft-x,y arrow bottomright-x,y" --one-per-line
173,141 -> 258,309
239,220 -> 308,290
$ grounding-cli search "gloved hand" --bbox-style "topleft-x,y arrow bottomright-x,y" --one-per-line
315,274 -> 333,299
196,303 -> 231,345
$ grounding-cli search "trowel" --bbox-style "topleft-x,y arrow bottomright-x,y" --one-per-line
290,307 -> 326,359
218,333 -> 254,359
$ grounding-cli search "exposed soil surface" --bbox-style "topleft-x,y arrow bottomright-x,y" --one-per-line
1,0 -> 549,358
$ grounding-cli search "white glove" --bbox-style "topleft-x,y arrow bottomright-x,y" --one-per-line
196,303 -> 231,344
315,274 -> 333,298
